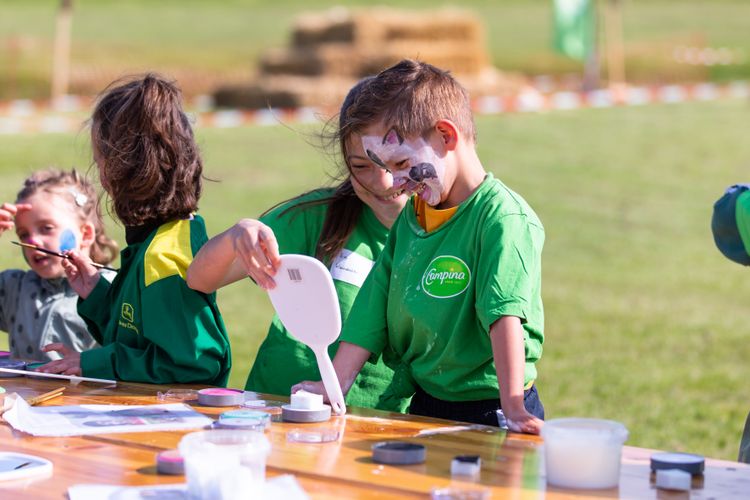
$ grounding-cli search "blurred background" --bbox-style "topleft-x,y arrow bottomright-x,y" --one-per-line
1,0 -> 749,460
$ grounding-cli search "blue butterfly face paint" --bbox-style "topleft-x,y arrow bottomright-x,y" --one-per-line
59,229 -> 77,253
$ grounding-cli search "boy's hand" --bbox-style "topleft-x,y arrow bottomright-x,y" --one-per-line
0,202 -> 32,235
228,219 -> 280,290
61,249 -> 100,299
38,343 -> 82,376
503,404 -> 544,435
290,381 -> 329,403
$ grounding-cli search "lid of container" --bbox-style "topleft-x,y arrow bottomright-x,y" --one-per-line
372,441 -> 425,465
650,452 -> 705,475
541,418 -> 629,444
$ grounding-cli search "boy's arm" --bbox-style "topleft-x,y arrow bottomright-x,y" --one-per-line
81,276 -> 230,385
292,341 -> 370,398
490,316 -> 543,435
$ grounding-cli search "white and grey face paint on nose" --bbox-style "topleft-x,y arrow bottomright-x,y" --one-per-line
362,127 -> 445,206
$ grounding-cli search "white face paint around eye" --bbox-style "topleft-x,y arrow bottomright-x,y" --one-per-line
361,128 -> 445,206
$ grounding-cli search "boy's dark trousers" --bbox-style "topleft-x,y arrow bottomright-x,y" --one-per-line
409,385 -> 544,427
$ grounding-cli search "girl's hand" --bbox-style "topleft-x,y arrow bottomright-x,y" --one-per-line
0,202 -> 32,235
228,219 -> 280,290
503,405 -> 544,435
38,343 -> 82,376
61,249 -> 100,299
290,381 -> 329,403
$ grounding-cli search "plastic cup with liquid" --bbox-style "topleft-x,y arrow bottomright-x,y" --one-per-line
179,429 -> 271,499
541,418 -> 628,489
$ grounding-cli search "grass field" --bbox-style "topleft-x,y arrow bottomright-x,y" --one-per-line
1,98 -> 749,460
2,0 -> 750,99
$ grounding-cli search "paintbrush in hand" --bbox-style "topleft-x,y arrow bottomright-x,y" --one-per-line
11,241 -> 118,272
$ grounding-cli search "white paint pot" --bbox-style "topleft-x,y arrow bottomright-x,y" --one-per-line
541,418 -> 629,489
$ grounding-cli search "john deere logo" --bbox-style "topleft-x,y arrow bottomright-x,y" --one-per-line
121,303 -> 134,323
421,256 -> 471,298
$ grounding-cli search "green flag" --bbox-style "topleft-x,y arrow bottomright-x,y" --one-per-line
553,0 -> 596,60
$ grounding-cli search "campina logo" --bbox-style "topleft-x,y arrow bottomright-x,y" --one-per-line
421,255 -> 471,298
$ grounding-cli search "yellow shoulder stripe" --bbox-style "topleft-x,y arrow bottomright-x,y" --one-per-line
144,219 -> 192,287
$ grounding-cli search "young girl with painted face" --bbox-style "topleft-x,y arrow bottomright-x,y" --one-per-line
0,169 -> 118,361
294,60 -> 546,434
40,74 -> 232,385
187,78 -> 415,412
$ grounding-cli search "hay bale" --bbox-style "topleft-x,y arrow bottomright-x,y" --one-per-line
214,7 -> 523,109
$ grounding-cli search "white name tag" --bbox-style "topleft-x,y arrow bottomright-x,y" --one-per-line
330,249 -> 374,288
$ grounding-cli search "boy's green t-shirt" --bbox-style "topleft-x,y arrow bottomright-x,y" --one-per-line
340,174 -> 545,402
245,189 -> 413,412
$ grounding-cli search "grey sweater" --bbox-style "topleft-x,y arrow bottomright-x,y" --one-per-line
0,269 -> 105,361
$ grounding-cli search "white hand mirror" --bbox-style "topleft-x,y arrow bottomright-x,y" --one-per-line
267,254 -> 346,415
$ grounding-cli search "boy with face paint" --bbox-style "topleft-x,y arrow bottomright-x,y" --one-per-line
294,60 -> 546,434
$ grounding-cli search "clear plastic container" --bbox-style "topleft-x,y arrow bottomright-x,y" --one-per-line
541,418 -> 628,489
179,430 -> 271,499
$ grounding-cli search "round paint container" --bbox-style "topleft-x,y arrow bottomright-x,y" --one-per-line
451,455 -> 481,477
197,388 -> 246,407
218,410 -> 271,430
650,452 -> 705,475
281,404 -> 331,423
242,399 -> 285,414
372,441 -> 426,465
0,359 -> 27,377
157,389 -> 199,402
286,428 -> 340,443
156,449 -> 185,475
281,390 -> 331,423
213,418 -> 267,431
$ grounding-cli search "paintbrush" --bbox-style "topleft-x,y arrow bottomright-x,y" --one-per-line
11,241 -> 118,272
26,386 -> 66,406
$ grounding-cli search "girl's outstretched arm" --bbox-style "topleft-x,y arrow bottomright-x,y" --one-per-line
291,341 -> 370,400
187,218 -> 280,292
490,315 -> 544,435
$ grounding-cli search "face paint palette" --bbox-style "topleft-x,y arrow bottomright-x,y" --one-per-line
213,410 -> 271,431
0,359 -> 26,377
197,388 -> 246,407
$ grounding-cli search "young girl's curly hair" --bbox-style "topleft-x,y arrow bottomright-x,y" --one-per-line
16,168 -> 119,265
90,73 -> 202,227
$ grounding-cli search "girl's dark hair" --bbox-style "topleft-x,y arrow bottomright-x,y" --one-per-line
16,168 -> 119,265
270,77 -> 374,263
90,73 -> 202,227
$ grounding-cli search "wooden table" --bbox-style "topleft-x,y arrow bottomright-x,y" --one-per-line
0,378 -> 748,499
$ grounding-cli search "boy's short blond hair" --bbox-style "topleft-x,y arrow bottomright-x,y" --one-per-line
343,59 -> 476,143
